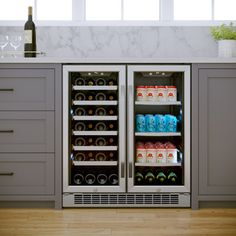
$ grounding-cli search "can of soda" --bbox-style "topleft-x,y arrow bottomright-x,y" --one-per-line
155,114 -> 166,132
145,114 -> 156,132
165,114 -> 177,132
136,114 -> 146,132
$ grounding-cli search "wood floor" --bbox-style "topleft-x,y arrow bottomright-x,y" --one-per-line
0,208 -> 236,236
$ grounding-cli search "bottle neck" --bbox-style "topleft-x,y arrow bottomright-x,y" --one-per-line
28,15 -> 32,21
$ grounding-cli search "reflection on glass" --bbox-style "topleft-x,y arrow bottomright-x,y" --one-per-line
0,35 -> 9,58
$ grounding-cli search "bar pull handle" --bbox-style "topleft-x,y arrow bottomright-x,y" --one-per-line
0,88 -> 14,92
121,162 -> 125,178
0,130 -> 14,133
0,172 -> 14,176
129,163 -> 133,178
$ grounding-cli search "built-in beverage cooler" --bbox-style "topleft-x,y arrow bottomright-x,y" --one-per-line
63,64 -> 190,207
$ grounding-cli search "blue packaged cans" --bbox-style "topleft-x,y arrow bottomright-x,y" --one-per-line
145,114 -> 156,132
165,114 -> 177,132
136,114 -> 146,132
155,114 -> 166,132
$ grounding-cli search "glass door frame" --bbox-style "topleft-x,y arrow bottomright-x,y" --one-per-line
127,65 -> 191,193
63,65 -> 126,193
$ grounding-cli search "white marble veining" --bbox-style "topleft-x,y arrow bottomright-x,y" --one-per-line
0,26 -> 218,58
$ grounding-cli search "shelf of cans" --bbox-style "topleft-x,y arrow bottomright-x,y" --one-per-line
136,85 -> 177,103
136,141 -> 181,165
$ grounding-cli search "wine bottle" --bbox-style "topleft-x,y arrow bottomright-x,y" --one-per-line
87,92 -> 95,101
73,173 -> 84,185
107,137 -> 115,145
135,171 -> 144,183
74,153 -> 86,161
87,108 -> 94,116
95,107 -> 106,116
145,171 -> 155,184
107,92 -> 117,101
75,107 -> 86,116
108,152 -> 115,160
85,174 -> 96,185
95,137 -> 106,146
109,174 -> 119,185
95,152 -> 107,161
87,152 -> 94,160
108,108 -> 115,115
87,123 -> 94,131
95,92 -> 106,101
97,174 -> 107,185
96,77 -> 106,86
95,122 -> 106,131
24,6 -> 36,57
87,78 -> 95,86
108,78 -> 116,86
156,171 -> 166,183
87,137 -> 94,146
74,122 -> 86,131
167,171 -> 177,183
74,77 -> 85,86
75,92 -> 86,101
74,137 -> 86,146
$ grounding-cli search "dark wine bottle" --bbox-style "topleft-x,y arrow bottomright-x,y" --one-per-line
75,107 -> 86,116
85,174 -> 96,185
87,108 -> 94,116
95,152 -> 107,161
107,92 -> 117,101
74,137 -> 86,146
87,78 -> 95,86
24,6 -> 36,57
87,152 -> 94,160
74,77 -> 85,86
74,173 -> 84,185
87,123 -> 94,131
167,171 -> 177,183
75,92 -> 86,101
135,171 -> 144,183
95,107 -> 106,116
108,78 -> 116,86
95,92 -> 106,101
97,174 -> 107,185
145,170 -> 155,184
87,92 -> 95,101
95,122 -> 106,131
74,153 -> 86,161
95,137 -> 106,146
96,78 -> 106,86
74,122 -> 86,131
109,174 -> 119,185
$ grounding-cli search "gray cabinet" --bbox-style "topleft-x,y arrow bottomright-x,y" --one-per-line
0,64 -> 62,209
192,64 -> 236,209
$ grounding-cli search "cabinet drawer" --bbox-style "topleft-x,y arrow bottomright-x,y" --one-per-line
0,68 -> 54,110
0,154 -> 54,195
0,112 -> 54,153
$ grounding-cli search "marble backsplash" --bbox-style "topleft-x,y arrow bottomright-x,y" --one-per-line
0,26 -> 218,58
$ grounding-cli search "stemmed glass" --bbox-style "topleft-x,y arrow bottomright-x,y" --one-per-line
9,35 -> 22,57
0,35 -> 9,58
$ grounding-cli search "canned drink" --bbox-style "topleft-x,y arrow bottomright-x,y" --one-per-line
165,114 -> 177,132
136,86 -> 147,101
145,114 -> 156,132
136,114 -> 146,132
146,86 -> 157,102
166,148 -> 178,163
145,142 -> 156,163
156,86 -> 167,102
155,142 -> 166,163
155,114 -> 166,132
166,86 -> 177,102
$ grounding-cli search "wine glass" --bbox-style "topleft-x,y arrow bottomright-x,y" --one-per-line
0,35 -> 9,58
9,35 -> 22,57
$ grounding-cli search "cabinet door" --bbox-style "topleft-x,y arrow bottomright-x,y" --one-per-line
199,67 -> 236,195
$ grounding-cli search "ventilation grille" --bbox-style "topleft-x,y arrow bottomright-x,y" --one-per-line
74,194 -> 179,205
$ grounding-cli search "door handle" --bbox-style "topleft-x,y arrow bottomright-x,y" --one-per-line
0,172 -> 14,176
0,130 -> 14,133
0,88 -> 14,92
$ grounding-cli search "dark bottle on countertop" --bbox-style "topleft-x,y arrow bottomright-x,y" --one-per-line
24,6 -> 36,57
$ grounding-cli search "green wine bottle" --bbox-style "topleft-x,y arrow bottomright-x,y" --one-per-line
167,171 -> 177,183
135,172 -> 144,183
156,171 -> 166,183
145,171 -> 155,184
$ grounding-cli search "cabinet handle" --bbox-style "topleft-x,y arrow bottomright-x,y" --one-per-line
129,163 -> 133,178
0,88 -> 14,92
0,172 -> 14,176
0,130 -> 14,133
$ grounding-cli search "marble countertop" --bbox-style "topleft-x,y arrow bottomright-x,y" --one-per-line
0,57 -> 236,64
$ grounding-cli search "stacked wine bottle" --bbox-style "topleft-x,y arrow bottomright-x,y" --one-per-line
69,72 -> 119,186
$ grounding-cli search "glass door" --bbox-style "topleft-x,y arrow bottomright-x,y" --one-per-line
63,65 -> 126,193
127,65 -> 190,193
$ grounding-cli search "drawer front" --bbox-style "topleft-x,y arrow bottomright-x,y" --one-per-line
0,68 -> 54,110
0,112 -> 54,153
0,154 -> 54,195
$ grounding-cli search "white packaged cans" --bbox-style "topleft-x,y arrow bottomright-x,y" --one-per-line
156,86 -> 167,102
136,142 -> 146,163
166,86 -> 177,102
165,142 -> 178,163
146,86 -> 157,101
155,142 -> 166,164
145,142 -> 156,163
136,86 -> 147,101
